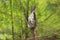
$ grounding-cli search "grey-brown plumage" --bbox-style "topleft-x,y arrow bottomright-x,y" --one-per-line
27,6 -> 36,40
28,6 -> 36,29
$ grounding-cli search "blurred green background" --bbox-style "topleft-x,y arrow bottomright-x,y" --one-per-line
0,0 -> 60,40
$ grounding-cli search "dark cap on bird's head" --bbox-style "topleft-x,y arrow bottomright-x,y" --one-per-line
31,6 -> 36,13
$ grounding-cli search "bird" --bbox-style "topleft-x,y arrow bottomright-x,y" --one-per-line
27,6 -> 36,40
28,6 -> 36,30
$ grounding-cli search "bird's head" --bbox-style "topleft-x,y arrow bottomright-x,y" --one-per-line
31,6 -> 36,14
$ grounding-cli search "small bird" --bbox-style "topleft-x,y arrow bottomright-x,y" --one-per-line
28,6 -> 36,29
28,6 -> 36,40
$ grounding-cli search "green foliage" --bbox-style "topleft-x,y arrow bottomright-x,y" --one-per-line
0,0 -> 60,40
